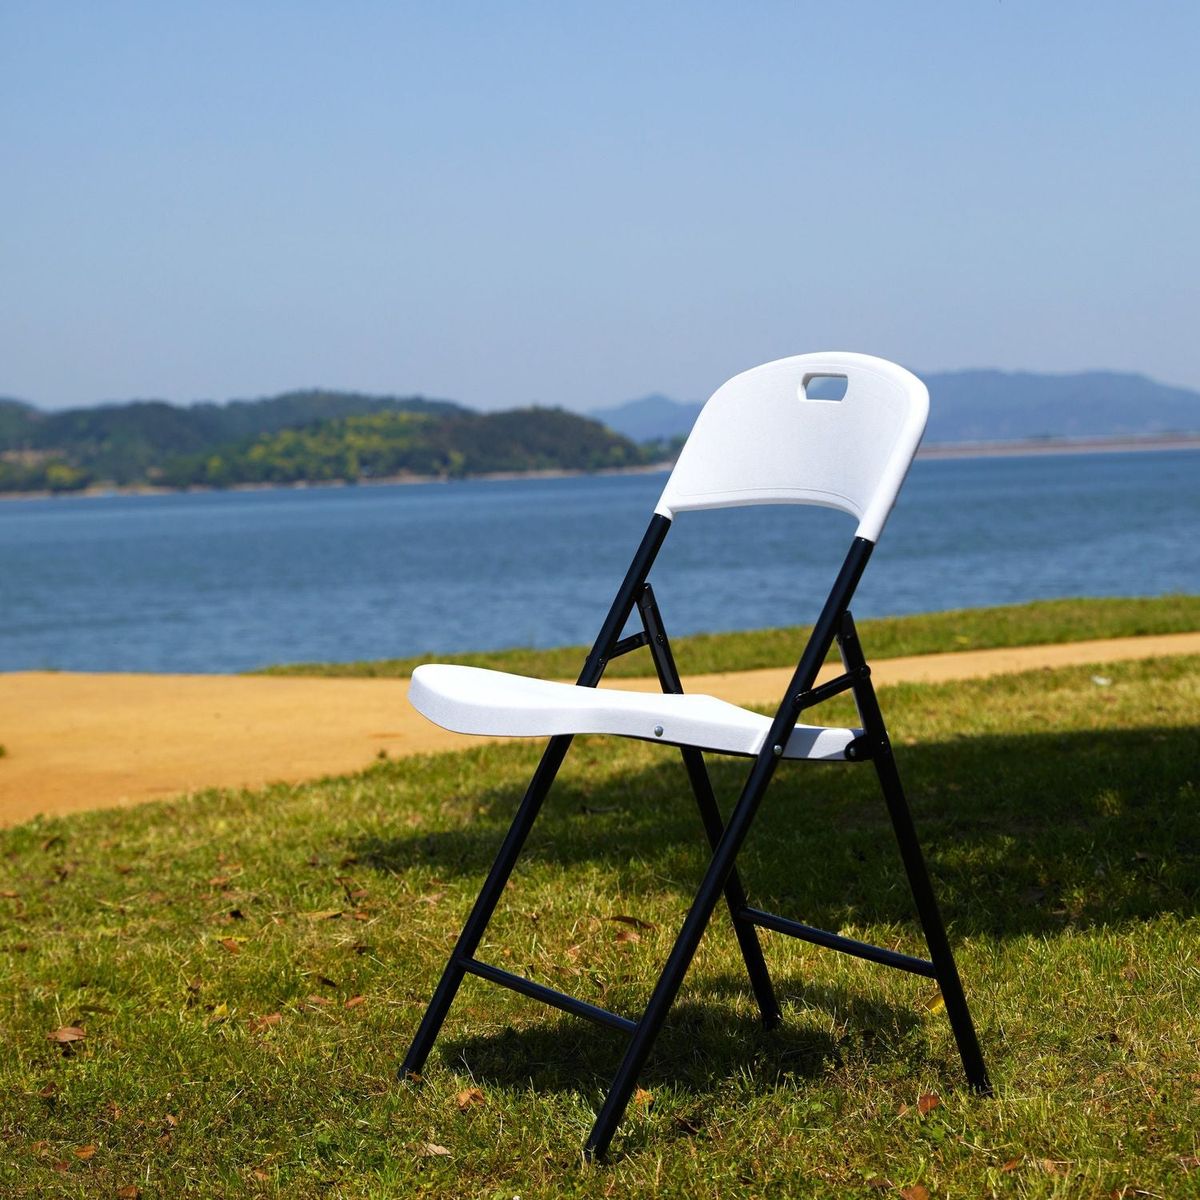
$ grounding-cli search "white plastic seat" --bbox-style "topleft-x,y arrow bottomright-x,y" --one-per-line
410,663 -> 861,761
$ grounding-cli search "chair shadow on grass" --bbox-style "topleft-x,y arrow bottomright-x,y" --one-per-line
360,724 -> 1197,1110
355,725 -> 1200,942
440,983 -> 925,1098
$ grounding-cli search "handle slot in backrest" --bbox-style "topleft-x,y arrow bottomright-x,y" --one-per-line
800,373 -> 849,402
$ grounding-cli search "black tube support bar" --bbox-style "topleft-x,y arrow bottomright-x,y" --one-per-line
794,666 -> 870,712
461,958 -> 637,1035
738,907 -> 936,978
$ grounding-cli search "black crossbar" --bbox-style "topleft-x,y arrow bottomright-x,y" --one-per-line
609,631 -> 650,659
794,666 -> 868,711
460,957 -> 637,1034
737,907 -> 936,978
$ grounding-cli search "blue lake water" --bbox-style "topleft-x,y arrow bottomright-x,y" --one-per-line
1,449 -> 1198,673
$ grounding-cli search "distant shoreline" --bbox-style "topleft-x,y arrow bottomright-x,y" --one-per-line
0,461 -> 671,502
2,435 -> 1198,501
917,434 -> 1200,460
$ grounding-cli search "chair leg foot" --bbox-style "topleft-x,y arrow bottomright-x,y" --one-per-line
399,955 -> 469,1080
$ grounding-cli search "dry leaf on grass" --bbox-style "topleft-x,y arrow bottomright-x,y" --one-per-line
614,928 -> 640,944
1039,1159 -> 1069,1176
899,1186 -> 929,1200
917,1092 -> 940,1115
634,1088 -> 653,1108
344,995 -> 365,1009
218,938 -> 242,955
1000,1159 -> 1021,1171
73,1144 -> 96,1160
455,1087 -> 484,1110
46,1026 -> 85,1044
248,1013 -> 282,1033
419,1142 -> 451,1157
116,1186 -> 141,1199
303,910 -> 343,922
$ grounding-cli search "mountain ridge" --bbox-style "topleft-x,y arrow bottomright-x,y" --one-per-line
589,369 -> 1200,444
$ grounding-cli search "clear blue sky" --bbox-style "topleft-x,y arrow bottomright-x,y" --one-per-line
3,2 -> 1197,411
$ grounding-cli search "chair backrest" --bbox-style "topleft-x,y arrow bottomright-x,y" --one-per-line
654,352 -> 928,542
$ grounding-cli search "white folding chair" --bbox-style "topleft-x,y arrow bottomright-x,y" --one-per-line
401,352 -> 990,1157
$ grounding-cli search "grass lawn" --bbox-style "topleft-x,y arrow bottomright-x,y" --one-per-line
255,595 -> 1200,680
1,652 -> 1199,1197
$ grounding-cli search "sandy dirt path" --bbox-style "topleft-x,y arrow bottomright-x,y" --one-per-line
2,631 -> 1198,827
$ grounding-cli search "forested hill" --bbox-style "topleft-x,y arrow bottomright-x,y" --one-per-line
158,408 -> 647,488
0,391 -> 646,493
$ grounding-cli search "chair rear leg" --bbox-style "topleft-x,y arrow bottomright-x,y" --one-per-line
838,614 -> 989,1093
873,745 -> 991,1093
400,734 -> 573,1079
680,746 -> 781,1027
637,584 -> 779,1026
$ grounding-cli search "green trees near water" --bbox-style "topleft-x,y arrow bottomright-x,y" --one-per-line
160,408 -> 646,487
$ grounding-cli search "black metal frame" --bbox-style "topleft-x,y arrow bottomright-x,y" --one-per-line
400,516 -> 990,1158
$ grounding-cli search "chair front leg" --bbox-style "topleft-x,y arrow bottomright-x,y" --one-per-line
400,734 -> 574,1079
586,752 -> 778,1159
